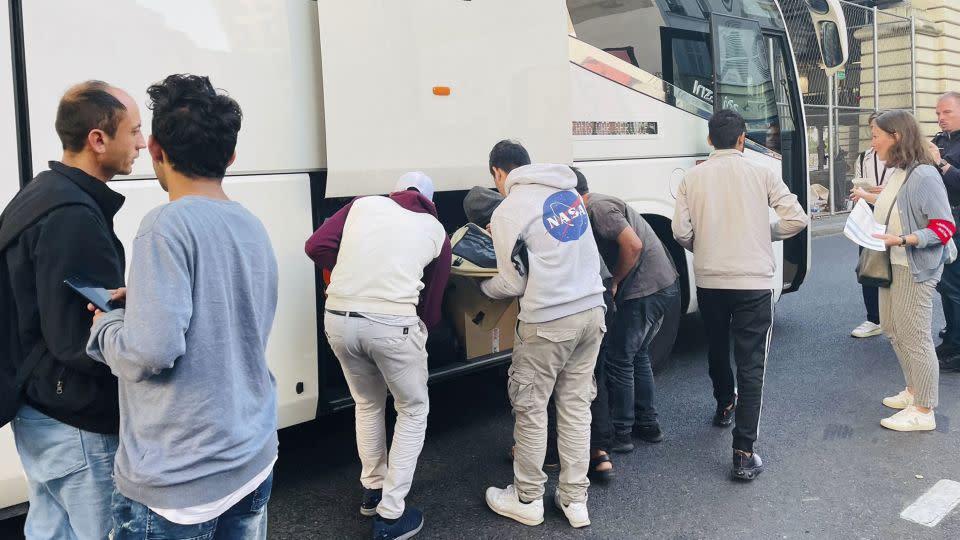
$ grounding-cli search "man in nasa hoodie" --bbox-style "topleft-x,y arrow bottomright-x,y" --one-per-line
481,140 -> 605,529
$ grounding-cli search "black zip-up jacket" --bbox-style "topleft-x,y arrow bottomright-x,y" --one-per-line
933,130 -> 960,207
1,162 -> 125,433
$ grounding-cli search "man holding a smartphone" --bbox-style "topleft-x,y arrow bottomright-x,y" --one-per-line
0,81 -> 144,539
928,92 -> 960,370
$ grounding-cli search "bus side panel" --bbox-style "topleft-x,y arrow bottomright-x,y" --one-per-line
21,0 -> 326,179
110,176 -> 320,430
317,0 -> 572,197
570,65 -> 712,163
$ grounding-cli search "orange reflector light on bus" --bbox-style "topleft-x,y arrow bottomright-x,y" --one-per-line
432,86 -> 451,96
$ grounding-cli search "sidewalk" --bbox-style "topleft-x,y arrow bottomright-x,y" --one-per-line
810,212 -> 847,238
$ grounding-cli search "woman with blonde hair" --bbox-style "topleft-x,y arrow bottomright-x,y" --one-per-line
852,109 -> 956,431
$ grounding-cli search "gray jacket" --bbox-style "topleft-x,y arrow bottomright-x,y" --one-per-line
892,164 -> 955,282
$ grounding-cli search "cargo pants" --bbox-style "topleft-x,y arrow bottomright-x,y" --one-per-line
508,306 -> 605,505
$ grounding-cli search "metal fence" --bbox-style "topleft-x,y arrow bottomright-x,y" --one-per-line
783,0 -> 916,215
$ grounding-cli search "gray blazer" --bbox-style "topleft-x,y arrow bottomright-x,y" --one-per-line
893,164 -> 955,282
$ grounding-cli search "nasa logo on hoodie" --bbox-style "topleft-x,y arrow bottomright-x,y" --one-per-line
542,190 -> 588,242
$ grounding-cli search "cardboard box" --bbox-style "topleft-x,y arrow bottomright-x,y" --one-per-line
444,274 -> 519,360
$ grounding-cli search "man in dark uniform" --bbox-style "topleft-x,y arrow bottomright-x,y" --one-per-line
929,92 -> 960,370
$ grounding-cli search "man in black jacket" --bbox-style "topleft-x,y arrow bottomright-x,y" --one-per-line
0,80 -> 144,539
928,92 -> 960,370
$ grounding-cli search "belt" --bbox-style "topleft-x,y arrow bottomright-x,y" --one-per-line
325,309 -> 366,319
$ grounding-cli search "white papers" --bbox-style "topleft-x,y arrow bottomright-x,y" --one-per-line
844,199 -> 887,251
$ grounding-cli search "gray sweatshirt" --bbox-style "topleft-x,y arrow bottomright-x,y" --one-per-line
87,196 -> 279,509
888,164 -> 956,282
481,164 -> 605,322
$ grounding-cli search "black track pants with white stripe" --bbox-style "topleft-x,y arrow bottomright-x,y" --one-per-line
697,288 -> 774,454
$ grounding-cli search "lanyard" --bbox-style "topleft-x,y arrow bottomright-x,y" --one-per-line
873,153 -> 890,186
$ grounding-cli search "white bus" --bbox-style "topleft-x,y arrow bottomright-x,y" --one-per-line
0,0 -> 847,518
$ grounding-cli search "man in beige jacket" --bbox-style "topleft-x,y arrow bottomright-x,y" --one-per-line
672,109 -> 808,481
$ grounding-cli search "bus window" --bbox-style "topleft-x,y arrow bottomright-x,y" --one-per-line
567,0 -> 670,78
661,29 -> 713,107
567,0 -> 713,119
709,14 -> 778,150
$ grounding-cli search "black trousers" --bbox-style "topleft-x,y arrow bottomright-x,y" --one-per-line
858,246 -> 880,324
697,288 -> 773,454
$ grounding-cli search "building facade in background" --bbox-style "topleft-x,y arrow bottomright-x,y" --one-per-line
783,0 -> 956,214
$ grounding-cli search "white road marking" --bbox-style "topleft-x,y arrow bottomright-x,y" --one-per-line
900,479 -> 960,527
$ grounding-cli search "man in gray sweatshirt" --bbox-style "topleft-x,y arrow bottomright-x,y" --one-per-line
482,140 -> 605,529
87,74 -> 278,539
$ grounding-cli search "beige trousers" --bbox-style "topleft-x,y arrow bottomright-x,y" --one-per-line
879,264 -> 940,408
508,306 -> 605,505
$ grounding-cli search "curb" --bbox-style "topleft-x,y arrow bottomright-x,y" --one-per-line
810,213 -> 847,239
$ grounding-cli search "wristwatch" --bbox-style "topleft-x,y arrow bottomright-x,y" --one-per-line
899,235 -> 908,246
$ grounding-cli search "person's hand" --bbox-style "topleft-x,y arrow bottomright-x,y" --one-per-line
851,186 -> 879,205
485,223 -> 492,234
88,288 -> 126,326
873,233 -> 908,247
109,287 -> 127,303
611,280 -> 620,297
929,142 -> 943,164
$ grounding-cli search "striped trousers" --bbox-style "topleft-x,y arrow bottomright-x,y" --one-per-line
879,264 -> 940,408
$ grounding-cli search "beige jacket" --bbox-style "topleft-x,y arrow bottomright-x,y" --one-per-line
672,149 -> 809,290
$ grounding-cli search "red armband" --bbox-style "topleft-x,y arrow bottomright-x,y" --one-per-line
927,219 -> 957,245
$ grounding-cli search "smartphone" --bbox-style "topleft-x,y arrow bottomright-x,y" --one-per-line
63,277 -> 116,312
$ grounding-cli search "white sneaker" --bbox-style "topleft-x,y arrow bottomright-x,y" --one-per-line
851,321 -> 882,338
882,389 -> 914,410
554,489 -> 590,528
880,406 -> 936,432
485,484 -> 543,526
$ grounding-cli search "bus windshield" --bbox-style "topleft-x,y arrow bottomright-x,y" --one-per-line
567,0 -> 792,154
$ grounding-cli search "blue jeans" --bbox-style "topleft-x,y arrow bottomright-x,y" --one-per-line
110,474 -> 272,540
605,281 -> 680,433
11,404 -> 118,540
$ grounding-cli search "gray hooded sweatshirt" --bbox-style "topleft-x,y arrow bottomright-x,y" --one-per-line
481,164 -> 605,323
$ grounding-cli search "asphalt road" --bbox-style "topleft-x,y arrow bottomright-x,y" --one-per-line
4,234 -> 960,539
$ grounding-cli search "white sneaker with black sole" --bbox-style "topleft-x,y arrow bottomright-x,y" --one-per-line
485,484 -> 543,526
851,321 -> 882,338
554,489 -> 590,528
880,406 -> 936,431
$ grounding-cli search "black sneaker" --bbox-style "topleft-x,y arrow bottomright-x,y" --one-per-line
633,423 -> 664,443
940,327 -> 949,340
372,507 -> 424,540
936,342 -> 959,359
713,402 -> 735,427
611,431 -> 634,453
360,488 -> 382,517
732,451 -> 763,481
940,354 -> 960,372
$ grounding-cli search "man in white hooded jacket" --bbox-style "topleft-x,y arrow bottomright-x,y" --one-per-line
481,140 -> 606,529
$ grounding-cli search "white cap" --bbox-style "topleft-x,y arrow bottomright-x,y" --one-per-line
394,171 -> 434,201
